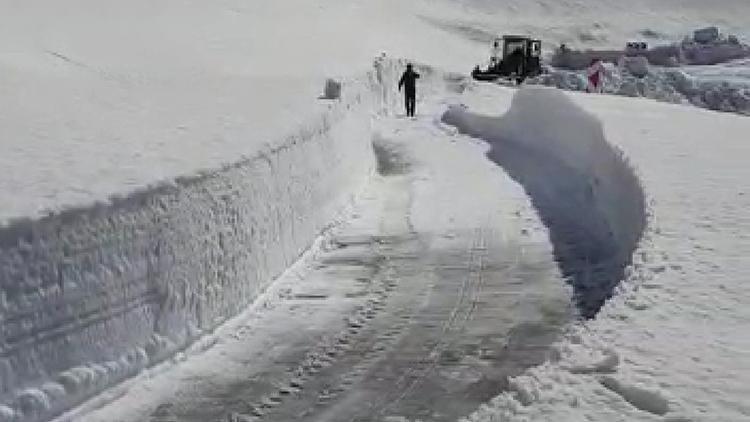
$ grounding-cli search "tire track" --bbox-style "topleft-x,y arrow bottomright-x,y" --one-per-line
369,227 -> 491,419
209,176 -> 423,422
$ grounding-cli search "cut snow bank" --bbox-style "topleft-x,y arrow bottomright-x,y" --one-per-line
458,82 -> 750,422
442,87 -> 646,317
0,60 -> 405,422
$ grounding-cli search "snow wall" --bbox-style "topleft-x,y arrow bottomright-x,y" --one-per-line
442,87 -> 646,318
0,60 -> 405,422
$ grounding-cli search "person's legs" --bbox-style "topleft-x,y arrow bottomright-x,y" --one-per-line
406,95 -> 415,117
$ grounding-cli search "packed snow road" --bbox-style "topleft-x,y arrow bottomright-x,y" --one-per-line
65,94 -> 573,422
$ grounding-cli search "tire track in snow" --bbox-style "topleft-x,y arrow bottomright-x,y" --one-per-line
90,84 -> 573,422
252,173 -> 427,421
371,227 -> 490,419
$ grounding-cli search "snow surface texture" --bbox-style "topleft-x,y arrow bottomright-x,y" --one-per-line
3,0 -> 750,420
456,85 -> 750,421
531,63 -> 750,116
59,73 -> 571,422
442,87 -> 645,318
0,59 -> 411,422
424,0 -> 750,53
0,0 -> 485,225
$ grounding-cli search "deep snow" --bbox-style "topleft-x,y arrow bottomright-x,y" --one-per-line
530,61 -> 750,116
3,0 -> 750,421
448,84 -> 750,421
3,0 -> 750,224
443,88 -> 646,317
61,81 -> 573,422
0,71 -> 379,422
0,0 -> 482,224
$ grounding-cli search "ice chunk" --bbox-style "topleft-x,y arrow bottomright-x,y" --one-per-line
599,376 -> 670,416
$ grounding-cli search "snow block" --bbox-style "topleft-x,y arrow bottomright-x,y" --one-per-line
0,60 -> 404,421
551,49 -> 622,70
599,376 -> 670,415
620,56 -> 650,78
442,87 -> 646,317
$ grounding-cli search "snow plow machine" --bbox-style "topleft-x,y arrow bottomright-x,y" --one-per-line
472,36 -> 542,84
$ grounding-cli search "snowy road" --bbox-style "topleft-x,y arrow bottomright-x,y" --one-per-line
69,97 -> 573,422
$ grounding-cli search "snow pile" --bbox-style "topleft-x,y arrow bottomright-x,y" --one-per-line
548,27 -> 750,74
453,85 -> 750,422
531,64 -> 750,115
680,28 -> 750,65
550,50 -> 625,71
442,87 -> 646,318
0,59 -> 408,422
643,31 -> 750,67
621,56 -> 650,78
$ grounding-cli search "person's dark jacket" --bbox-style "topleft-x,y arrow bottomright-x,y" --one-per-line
398,68 -> 420,96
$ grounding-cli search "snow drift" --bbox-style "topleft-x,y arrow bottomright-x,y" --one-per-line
531,64 -> 750,116
0,60 -> 406,422
550,31 -> 750,71
455,78 -> 750,422
442,87 -> 646,317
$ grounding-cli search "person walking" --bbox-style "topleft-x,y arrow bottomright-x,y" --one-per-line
398,63 -> 420,117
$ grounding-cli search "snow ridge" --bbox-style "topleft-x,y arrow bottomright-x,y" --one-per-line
0,61 -> 404,422
442,87 -> 646,318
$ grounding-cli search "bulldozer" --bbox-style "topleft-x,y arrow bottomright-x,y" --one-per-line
472,36 -> 542,84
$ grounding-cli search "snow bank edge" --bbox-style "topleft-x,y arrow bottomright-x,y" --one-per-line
0,61 -> 404,422
442,86 -> 647,317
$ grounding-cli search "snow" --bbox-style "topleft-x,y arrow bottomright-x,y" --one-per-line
3,0 -> 750,421
443,87 -> 646,318
422,0 -> 750,52
55,78 -> 571,422
0,58 -> 391,421
683,58 -> 750,85
0,0 -> 482,225
551,30 -> 750,71
445,84 -> 750,421
531,63 -> 750,115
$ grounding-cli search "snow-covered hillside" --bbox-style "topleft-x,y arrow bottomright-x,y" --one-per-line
0,66 -> 383,422
3,0 -> 750,421
2,0 -> 750,222
427,0 -> 750,50
0,0 -> 483,224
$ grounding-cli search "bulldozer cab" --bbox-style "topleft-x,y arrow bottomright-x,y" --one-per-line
473,35 -> 542,83
501,36 -> 526,60
500,36 -> 541,60
502,36 -> 542,80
